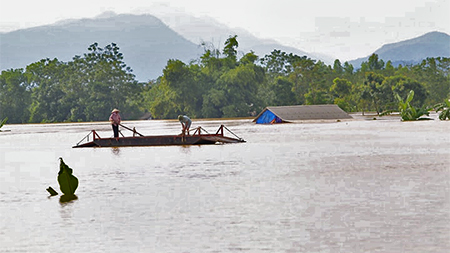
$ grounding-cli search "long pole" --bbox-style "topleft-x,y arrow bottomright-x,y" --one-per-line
119,124 -> 144,136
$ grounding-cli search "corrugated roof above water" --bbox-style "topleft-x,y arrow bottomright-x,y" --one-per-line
253,104 -> 353,123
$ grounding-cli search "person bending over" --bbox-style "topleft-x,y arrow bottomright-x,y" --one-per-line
178,115 -> 191,135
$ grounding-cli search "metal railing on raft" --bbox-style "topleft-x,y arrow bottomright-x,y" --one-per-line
185,125 -> 244,142
216,125 -> 245,142
76,130 -> 101,146
190,126 -> 210,135
75,124 -> 143,146
188,125 -> 244,141
212,125 -> 244,141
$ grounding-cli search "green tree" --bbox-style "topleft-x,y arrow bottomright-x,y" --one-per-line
271,76 -> 296,106
79,43 -> 142,121
384,60 -> 395,76
223,35 -> 239,66
147,78 -> 179,119
364,53 -> 385,71
260,49 -> 307,76
0,69 -> 32,123
358,83 -> 373,114
240,51 -> 259,65
163,59 -> 204,117
149,37 -> 261,119
362,72 -> 390,114
201,88 -> 227,118
330,78 -> 353,111
343,62 -> 354,76
287,56 -> 317,105
24,43 -> 143,123
410,57 -> 450,105
387,75 -> 427,108
333,59 -> 344,75
199,43 -> 223,78
302,61 -> 333,105
330,78 -> 351,96
223,35 -> 238,57
213,63 -> 264,117
26,58 -> 68,123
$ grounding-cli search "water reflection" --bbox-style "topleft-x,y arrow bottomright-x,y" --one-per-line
111,147 -> 121,156
179,145 -> 192,154
59,194 -> 78,203
59,196 -> 77,221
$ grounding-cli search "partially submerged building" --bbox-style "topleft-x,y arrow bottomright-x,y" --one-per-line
253,104 -> 352,124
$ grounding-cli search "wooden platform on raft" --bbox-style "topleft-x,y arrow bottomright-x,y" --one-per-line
72,125 -> 245,148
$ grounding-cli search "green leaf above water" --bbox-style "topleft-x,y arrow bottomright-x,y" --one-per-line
434,99 -> 450,120
57,158 -> 78,195
46,186 -> 58,196
383,90 -> 432,121
0,117 -> 7,129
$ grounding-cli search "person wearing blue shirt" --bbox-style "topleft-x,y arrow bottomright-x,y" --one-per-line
178,115 -> 192,135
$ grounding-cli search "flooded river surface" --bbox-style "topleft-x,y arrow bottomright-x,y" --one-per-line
1,117 -> 449,252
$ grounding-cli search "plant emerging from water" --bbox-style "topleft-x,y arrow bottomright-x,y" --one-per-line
433,99 -> 450,120
47,158 -> 79,202
58,158 -> 79,196
0,117 -> 7,129
381,90 -> 431,121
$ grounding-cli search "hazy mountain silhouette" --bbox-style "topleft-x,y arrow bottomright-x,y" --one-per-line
348,31 -> 450,68
0,13 -> 203,81
1,12 -> 448,81
0,12 -> 336,81
154,11 -> 335,64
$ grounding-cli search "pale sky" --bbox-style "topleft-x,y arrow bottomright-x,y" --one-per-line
1,0 -> 449,60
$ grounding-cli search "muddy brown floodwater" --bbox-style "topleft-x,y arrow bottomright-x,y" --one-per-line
0,115 -> 449,252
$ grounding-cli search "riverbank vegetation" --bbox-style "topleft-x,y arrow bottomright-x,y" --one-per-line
1,37 -> 449,123
380,90 -> 432,121
433,99 -> 450,120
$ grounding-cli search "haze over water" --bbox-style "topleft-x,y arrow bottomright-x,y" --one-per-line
1,117 -> 449,252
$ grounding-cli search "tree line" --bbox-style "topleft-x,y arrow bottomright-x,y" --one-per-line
1,36 -> 449,124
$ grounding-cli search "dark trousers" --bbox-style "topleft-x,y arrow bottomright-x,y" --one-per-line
112,124 -> 119,138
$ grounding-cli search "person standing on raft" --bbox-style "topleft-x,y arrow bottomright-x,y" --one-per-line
178,115 -> 191,135
109,109 -> 121,139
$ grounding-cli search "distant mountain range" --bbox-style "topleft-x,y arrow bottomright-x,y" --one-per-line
152,11 -> 334,64
348,31 -> 450,67
0,13 -> 203,81
1,12 -> 449,81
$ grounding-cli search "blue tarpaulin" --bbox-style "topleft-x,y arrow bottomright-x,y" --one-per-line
255,110 -> 282,124
254,105 -> 353,124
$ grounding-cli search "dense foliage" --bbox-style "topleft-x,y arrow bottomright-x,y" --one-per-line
433,99 -> 450,120
0,43 -> 143,123
381,90 -> 432,121
1,38 -> 449,123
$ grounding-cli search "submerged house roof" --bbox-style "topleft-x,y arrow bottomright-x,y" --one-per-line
253,104 -> 353,124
